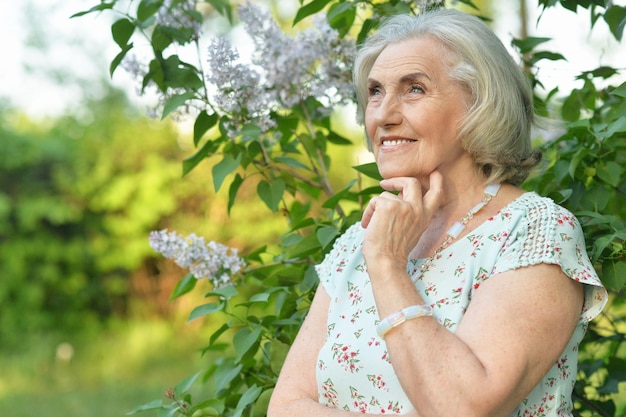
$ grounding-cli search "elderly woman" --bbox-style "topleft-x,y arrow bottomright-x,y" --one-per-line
267,8 -> 607,417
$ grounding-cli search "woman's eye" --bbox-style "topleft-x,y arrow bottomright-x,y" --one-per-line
367,86 -> 383,101
410,85 -> 424,94
368,86 -> 381,96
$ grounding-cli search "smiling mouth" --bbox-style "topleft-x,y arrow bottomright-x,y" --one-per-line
382,139 -> 416,146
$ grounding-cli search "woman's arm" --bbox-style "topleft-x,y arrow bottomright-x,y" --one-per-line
362,175 -> 584,416
370,261 -> 582,417
267,284 -> 327,416
267,284 -> 421,417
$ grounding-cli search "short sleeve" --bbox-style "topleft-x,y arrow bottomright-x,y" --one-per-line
492,195 -> 608,323
314,223 -> 364,297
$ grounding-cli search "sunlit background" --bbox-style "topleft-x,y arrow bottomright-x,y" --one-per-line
1,1 -> 624,118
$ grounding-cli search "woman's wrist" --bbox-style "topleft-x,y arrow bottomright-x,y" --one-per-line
365,257 -> 410,283
377,304 -> 433,338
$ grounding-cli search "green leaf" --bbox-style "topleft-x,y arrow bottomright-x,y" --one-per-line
532,51 -> 566,63
352,162 -> 382,181
127,400 -> 163,415
602,260 -> 626,291
233,326 -> 262,363
285,233 -> 321,258
274,156 -> 311,171
233,385 -> 263,417
611,82 -> 626,98
137,0 -> 164,22
567,146 -> 589,179
596,161 -> 622,187
109,43 -> 133,77
188,302 -> 224,321
194,110 -> 219,146
138,16 -> 157,30
326,130 -> 353,145
169,273 -> 197,301
157,403 -> 179,417
257,179 -> 285,212
174,371 -> 202,397
322,179 -> 357,209
604,5 -> 626,41
212,153 -> 241,192
547,188 -> 573,204
145,58 -> 165,91
70,2 -> 115,18
512,36 -> 552,53
604,116 -> 626,138
249,292 -> 271,303
316,225 -> 339,249
591,235 -> 614,263
183,139 -> 220,176
153,24 -> 195,48
190,399 -> 224,416
206,285 -> 238,300
213,360 -> 243,393
239,123 -> 262,141
561,90 -> 581,122
252,389 -> 274,417
161,92 -> 194,120
357,18 -> 378,45
294,0 -> 333,25
269,340 -> 290,375
208,322 -> 231,347
327,2 -> 356,37
111,18 -> 135,48
152,25 -> 174,52
160,55 -> 203,89
227,173 -> 244,214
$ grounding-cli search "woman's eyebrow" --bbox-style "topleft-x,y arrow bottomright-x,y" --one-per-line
367,72 -> 430,86
399,72 -> 430,83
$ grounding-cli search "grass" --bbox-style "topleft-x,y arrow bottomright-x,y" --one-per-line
0,318 -> 209,417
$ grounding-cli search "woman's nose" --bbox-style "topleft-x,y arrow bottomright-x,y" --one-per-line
373,94 -> 402,127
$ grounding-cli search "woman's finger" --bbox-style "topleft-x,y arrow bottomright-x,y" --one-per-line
379,177 -> 422,203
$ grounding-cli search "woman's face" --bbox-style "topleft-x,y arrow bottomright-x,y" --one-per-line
365,36 -> 471,181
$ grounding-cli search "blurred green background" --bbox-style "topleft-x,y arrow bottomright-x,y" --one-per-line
0,2 -> 284,416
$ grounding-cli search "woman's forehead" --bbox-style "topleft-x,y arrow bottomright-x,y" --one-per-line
369,38 -> 450,79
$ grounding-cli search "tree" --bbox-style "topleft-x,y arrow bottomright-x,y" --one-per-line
73,0 -> 626,415
0,86 -> 218,345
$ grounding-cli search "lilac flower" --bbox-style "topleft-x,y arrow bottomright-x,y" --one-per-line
205,36 -> 276,136
203,1 -> 356,136
156,0 -> 202,39
236,2 -> 355,108
149,229 -> 246,288
118,0 -> 357,131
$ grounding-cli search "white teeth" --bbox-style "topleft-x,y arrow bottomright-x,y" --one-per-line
383,139 -> 413,146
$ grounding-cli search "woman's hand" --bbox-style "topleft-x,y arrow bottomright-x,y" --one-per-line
361,171 -> 443,269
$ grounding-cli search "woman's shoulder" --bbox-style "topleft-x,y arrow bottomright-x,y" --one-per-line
502,191 -> 582,230
494,191 -> 608,321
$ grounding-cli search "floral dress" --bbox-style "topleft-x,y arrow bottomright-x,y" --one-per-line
315,192 -> 608,416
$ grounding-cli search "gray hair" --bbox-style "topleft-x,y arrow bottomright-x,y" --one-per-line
353,9 -> 541,185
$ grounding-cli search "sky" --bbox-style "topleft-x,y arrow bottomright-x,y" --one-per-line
0,0 -> 139,117
0,0 -> 624,119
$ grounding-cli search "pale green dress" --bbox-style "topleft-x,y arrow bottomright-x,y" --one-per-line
315,192 -> 608,416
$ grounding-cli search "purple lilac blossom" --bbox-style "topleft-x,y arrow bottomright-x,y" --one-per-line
203,2 -> 356,136
119,1 -> 356,128
156,0 -> 202,38
149,229 -> 246,288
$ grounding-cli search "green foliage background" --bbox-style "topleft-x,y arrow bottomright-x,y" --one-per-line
1,0 -> 624,416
